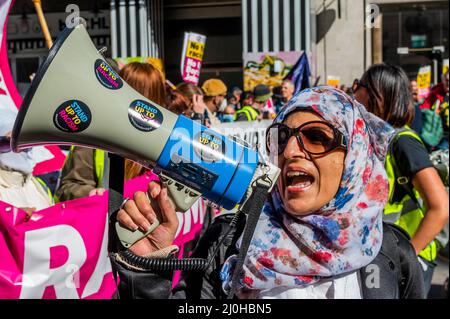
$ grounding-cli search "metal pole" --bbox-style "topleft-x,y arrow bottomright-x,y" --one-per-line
110,0 -> 118,58
119,0 -> 127,58
129,0 -> 137,57
32,0 -> 53,49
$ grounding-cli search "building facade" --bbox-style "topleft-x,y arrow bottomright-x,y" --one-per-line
313,0 -> 449,87
6,0 -> 449,95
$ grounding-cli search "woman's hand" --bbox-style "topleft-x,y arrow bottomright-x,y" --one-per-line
88,188 -> 106,196
192,94 -> 207,114
21,207 -> 36,218
117,182 -> 179,256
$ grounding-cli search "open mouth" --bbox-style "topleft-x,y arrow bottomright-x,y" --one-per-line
285,170 -> 315,192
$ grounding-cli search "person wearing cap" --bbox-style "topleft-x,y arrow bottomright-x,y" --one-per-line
235,84 -> 273,122
201,78 -> 228,126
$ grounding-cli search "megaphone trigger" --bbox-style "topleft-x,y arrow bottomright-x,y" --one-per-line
115,218 -> 160,249
158,171 -> 202,212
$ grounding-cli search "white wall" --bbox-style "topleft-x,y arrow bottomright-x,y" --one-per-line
312,0 -> 368,87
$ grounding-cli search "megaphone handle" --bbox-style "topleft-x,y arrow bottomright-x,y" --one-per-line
115,219 -> 160,249
158,172 -> 202,212
114,175 -> 201,248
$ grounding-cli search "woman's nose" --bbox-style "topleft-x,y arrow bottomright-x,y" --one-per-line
283,135 -> 307,159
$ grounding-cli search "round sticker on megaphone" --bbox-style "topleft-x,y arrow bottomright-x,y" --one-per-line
128,100 -> 164,132
53,100 -> 91,133
94,59 -> 123,90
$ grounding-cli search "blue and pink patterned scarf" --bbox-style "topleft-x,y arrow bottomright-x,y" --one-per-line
221,87 -> 395,297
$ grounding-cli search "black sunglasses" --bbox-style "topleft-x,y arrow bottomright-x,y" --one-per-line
352,79 -> 369,93
266,121 -> 347,156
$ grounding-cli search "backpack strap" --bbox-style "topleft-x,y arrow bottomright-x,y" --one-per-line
227,179 -> 271,299
388,128 -> 423,212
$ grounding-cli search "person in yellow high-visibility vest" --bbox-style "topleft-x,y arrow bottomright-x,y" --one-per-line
55,147 -> 108,201
235,84 -> 273,122
353,63 -> 449,294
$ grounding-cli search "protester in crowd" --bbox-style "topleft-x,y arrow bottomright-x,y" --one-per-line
275,80 -> 295,113
409,79 -> 424,134
408,78 -> 444,149
111,87 -> 425,299
227,86 -> 243,110
165,89 -> 192,117
242,91 -> 254,107
201,78 -> 228,126
420,71 -> 449,150
0,108 -> 53,213
176,82 -> 211,126
235,84 -> 273,122
411,80 -> 421,104
56,62 -> 166,200
217,104 -> 236,123
353,63 -> 449,294
341,84 -> 353,96
271,85 -> 283,112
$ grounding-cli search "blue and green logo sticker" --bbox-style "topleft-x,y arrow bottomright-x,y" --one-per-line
128,100 -> 164,132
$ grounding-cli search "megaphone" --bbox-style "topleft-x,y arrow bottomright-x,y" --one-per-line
12,23 -> 280,248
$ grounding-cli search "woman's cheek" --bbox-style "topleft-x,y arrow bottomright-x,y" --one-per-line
318,154 -> 345,192
332,159 -> 345,188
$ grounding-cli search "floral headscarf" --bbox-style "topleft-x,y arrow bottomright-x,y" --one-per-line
221,86 -> 395,297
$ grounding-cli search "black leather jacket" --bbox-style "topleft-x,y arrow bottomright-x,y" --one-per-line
110,214 -> 425,299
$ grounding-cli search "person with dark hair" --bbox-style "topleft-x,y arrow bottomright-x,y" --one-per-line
353,63 -> 449,294
165,89 -> 191,117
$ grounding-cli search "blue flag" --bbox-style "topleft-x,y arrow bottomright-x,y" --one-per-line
284,53 -> 311,95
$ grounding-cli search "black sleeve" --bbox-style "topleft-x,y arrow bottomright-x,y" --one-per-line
172,213 -> 245,299
391,226 -> 427,299
110,256 -> 177,299
392,135 -> 434,177
109,213 -> 245,299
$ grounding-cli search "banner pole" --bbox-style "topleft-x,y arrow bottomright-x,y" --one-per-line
32,0 -> 53,49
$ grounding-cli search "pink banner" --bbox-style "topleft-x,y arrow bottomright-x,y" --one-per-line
0,0 -> 66,175
0,169 -> 208,298
0,195 -> 116,299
